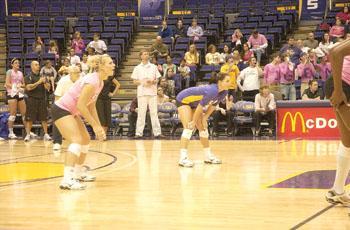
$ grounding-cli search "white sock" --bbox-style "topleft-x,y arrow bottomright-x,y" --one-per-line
333,143 -> 350,194
63,166 -> 74,182
74,164 -> 84,177
180,149 -> 188,160
204,147 -> 212,159
9,128 -> 14,134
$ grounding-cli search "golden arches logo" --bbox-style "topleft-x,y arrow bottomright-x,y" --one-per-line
281,112 -> 307,133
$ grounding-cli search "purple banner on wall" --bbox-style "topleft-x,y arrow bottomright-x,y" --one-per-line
139,0 -> 165,26
300,0 -> 328,20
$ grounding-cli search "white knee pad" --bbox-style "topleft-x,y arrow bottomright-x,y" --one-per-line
199,129 -> 209,138
81,145 -> 90,153
68,143 -> 82,157
339,143 -> 350,158
181,129 -> 193,140
8,115 -> 16,122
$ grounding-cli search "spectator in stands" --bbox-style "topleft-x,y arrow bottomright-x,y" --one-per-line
220,55 -> 240,100
159,78 -> 174,99
242,42 -> 254,63
330,18 -> 345,40
219,44 -> 232,64
58,57 -> 70,77
24,61 -> 52,142
158,20 -> 173,39
81,53 -> 89,75
211,95 -> 235,137
127,98 -> 152,138
280,37 -> 302,66
187,18 -> 203,41
279,53 -> 296,100
302,79 -> 323,100
71,31 -> 85,55
86,33 -> 107,54
231,29 -> 245,53
164,68 -> 176,98
304,32 -> 319,49
308,49 -> 318,65
131,50 -> 164,139
68,48 -> 81,66
48,40 -> 59,61
254,85 -> 276,136
263,54 -> 281,92
178,59 -> 191,88
184,44 -> 200,66
233,50 -> 248,71
151,56 -> 164,74
173,19 -> 186,40
157,87 -> 170,105
247,29 -> 268,65
32,36 -> 45,55
295,52 -> 317,94
162,55 -> 177,77
205,44 -> 221,65
150,36 -> 169,58
336,6 -> 350,24
40,60 -> 57,91
315,32 -> 334,57
237,57 -> 263,102
96,74 -> 120,137
314,55 -> 332,81
297,39 -> 310,53
87,46 -> 96,59
5,58 -> 26,139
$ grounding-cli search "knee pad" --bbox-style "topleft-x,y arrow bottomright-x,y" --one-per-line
81,144 -> 90,153
68,143 -> 81,157
199,129 -> 209,138
8,115 -> 16,122
181,129 -> 193,140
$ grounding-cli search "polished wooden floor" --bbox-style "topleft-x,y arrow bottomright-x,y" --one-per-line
0,138 -> 349,229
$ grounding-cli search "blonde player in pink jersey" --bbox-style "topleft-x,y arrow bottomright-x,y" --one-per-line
325,39 -> 350,205
51,54 -> 115,190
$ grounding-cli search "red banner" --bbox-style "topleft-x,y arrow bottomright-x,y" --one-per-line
277,107 -> 340,139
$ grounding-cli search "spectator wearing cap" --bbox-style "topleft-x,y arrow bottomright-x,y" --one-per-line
247,30 -> 268,65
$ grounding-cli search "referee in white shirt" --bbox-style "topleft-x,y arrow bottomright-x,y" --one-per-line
131,49 -> 164,139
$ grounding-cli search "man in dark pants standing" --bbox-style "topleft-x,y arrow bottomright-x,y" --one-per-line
24,61 -> 52,142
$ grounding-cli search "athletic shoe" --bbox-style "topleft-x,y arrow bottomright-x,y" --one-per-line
30,132 -> 37,138
77,173 -> 96,182
204,155 -> 222,164
44,134 -> 52,141
59,179 -> 86,190
24,134 -> 30,142
53,143 -> 61,151
0,137 -> 4,141
326,190 -> 350,206
178,157 -> 194,167
8,133 -> 17,139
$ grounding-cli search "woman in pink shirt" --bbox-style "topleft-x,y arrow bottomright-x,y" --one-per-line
336,6 -> 350,24
325,36 -> 350,206
5,58 -> 26,139
263,54 -> 281,90
242,43 -> 254,63
315,56 -> 331,81
71,31 -> 85,55
52,54 -> 115,190
296,52 -> 317,94
330,18 -> 345,39
279,53 -> 296,100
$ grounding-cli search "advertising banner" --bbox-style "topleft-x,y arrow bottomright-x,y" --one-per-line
139,0 -> 165,26
300,0 -> 328,20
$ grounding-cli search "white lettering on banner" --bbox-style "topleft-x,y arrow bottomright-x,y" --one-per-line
305,118 -> 337,129
307,0 -> 318,9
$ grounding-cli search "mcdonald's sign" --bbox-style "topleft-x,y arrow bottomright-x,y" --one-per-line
281,112 -> 307,133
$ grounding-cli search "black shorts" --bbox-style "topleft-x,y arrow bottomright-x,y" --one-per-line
51,104 -> 71,122
25,97 -> 48,122
7,94 -> 24,102
325,76 -> 350,101
96,98 -> 111,127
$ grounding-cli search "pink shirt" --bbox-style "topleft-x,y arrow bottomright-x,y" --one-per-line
6,69 -> 24,96
296,63 -> 316,83
71,38 -> 85,54
336,12 -> 350,23
263,63 -> 280,84
315,62 -> 331,81
56,72 -> 104,115
279,62 -> 295,84
242,51 -> 253,62
248,34 -> 267,48
342,56 -> 350,85
329,26 -> 344,38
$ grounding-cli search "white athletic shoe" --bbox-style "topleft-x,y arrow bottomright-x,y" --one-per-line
24,134 -> 30,142
204,154 -> 222,164
59,179 -> 86,190
178,157 -> 194,167
53,143 -> 61,151
326,190 -> 350,206
30,132 -> 37,138
44,134 -> 52,141
8,133 -> 17,139
77,173 -> 96,182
